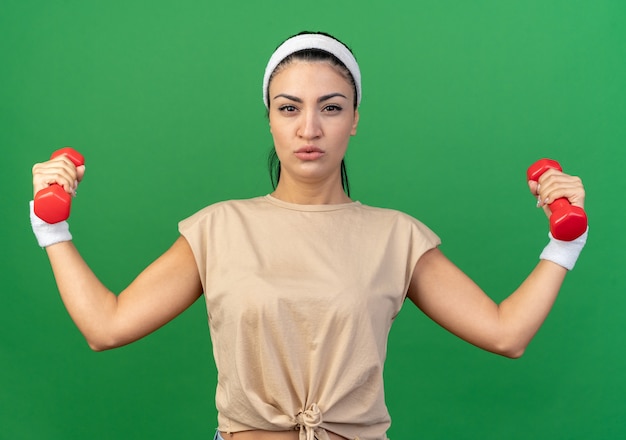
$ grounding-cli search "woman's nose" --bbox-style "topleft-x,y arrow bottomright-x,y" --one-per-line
297,111 -> 322,139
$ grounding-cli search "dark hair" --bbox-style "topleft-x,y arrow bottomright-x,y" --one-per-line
266,31 -> 357,196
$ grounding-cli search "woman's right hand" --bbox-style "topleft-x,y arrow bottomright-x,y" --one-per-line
32,154 -> 86,199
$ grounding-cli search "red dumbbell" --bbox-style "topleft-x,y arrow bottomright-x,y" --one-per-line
527,158 -> 587,241
34,147 -> 85,224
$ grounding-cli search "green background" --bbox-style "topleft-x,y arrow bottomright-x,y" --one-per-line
2,1 -> 625,438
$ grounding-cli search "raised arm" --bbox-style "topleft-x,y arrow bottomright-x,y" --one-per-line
407,168 -> 587,358
32,154 -> 203,351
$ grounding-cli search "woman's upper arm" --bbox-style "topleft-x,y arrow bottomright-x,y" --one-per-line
406,247 -> 505,355
102,235 -> 203,350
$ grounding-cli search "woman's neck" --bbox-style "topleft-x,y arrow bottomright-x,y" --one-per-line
271,179 -> 351,205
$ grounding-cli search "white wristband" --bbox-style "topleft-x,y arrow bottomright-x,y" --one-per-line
30,200 -> 72,248
539,227 -> 588,270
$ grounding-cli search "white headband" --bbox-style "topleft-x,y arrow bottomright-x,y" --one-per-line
262,34 -> 362,109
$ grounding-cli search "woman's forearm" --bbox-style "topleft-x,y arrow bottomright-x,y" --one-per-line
496,260 -> 567,357
46,241 -> 119,350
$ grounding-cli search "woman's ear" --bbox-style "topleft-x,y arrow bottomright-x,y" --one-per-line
351,109 -> 360,136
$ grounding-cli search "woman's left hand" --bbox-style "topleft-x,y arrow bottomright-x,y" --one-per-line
528,169 -> 585,218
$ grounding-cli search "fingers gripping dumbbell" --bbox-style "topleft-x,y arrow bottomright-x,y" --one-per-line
527,158 -> 587,241
34,147 -> 85,224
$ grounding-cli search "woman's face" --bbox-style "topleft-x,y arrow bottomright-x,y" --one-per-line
268,61 -> 359,188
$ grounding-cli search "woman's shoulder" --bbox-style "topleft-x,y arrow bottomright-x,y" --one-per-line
357,201 -> 426,223
356,202 -> 440,243
179,196 -> 267,226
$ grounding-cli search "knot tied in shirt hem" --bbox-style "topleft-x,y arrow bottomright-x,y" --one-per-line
296,403 -> 330,440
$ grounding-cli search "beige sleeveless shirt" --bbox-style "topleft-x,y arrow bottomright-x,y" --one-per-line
179,195 -> 440,440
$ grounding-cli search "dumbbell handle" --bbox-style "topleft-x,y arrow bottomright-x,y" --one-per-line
33,147 -> 85,224
527,158 -> 587,241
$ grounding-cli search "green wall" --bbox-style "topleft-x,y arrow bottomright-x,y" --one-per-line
2,1 -> 625,438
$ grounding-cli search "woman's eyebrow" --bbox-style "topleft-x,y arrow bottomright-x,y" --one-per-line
272,92 -> 348,103
273,93 -> 302,103
318,92 -> 348,103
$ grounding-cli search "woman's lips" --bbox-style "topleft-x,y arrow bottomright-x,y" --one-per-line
294,146 -> 324,161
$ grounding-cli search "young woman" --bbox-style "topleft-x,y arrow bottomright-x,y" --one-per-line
30,32 -> 588,440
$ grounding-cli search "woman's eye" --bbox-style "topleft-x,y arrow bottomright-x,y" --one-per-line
323,104 -> 343,112
278,105 -> 297,112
